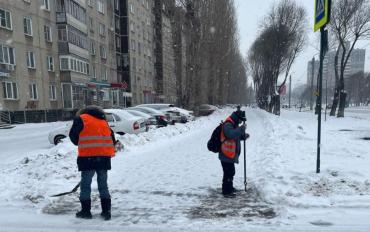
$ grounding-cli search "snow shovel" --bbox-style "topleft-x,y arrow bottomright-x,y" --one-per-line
243,134 -> 247,192
50,182 -> 80,197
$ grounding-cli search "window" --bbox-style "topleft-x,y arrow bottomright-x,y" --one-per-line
131,39 -> 135,51
88,0 -> 94,7
60,57 -> 69,70
91,65 -> 96,78
66,0 -> 86,24
130,22 -> 135,33
42,0 -> 50,11
99,23 -> 105,36
44,25 -> 52,42
100,45 -> 106,59
112,90 -> 119,105
97,0 -> 105,14
114,0 -> 119,11
2,82 -> 18,100
0,8 -> 12,30
0,44 -> 15,65
23,17 -> 33,36
59,56 -> 89,75
89,17 -> 94,32
101,66 -> 107,80
24,0 -> 31,3
49,85 -> 57,100
130,4 -> 134,14
29,83 -> 38,100
47,56 -> 54,71
116,36 -> 121,50
26,51 -> 35,69
90,40 -> 96,55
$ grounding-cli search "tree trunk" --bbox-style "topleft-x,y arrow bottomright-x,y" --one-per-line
330,88 -> 339,116
337,91 -> 347,117
273,95 -> 281,115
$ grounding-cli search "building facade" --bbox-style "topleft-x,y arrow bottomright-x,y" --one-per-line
0,0 -> 181,112
0,0 -> 61,111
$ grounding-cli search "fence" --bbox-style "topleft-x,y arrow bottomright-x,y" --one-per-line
0,109 -> 78,124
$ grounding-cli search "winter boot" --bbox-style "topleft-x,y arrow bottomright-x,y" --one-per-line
76,199 -> 92,219
222,180 -> 235,197
100,198 -> 111,220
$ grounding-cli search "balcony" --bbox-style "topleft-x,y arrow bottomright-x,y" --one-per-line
56,12 -> 87,34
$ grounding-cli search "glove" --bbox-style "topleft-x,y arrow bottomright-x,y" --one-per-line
241,133 -> 250,141
240,124 -> 246,132
114,140 -> 124,152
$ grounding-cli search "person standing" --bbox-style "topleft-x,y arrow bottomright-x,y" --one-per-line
69,105 -> 116,220
219,108 -> 249,197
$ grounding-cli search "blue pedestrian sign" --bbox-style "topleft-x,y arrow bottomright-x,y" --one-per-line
314,0 -> 330,32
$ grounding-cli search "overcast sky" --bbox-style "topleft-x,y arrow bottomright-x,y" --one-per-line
235,0 -> 370,88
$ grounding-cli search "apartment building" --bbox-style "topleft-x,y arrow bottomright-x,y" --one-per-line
153,0 -> 177,104
0,0 -> 60,111
322,44 -> 366,88
307,58 -> 320,87
1,0 -> 182,112
86,0 -> 118,108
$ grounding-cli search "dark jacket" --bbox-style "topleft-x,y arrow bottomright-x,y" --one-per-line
218,112 -> 245,164
69,106 -> 116,171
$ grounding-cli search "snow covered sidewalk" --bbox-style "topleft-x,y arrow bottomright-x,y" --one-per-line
0,107 -> 370,231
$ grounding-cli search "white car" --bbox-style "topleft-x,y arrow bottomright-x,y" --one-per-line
48,109 -> 147,145
124,109 -> 157,126
162,107 -> 195,122
129,106 -> 168,127
137,104 -> 195,122
136,103 -> 175,110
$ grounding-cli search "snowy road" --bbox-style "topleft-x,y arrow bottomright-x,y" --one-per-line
1,107 -> 370,231
0,122 -> 67,164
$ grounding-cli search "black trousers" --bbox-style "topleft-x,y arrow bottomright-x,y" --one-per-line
221,161 -> 235,194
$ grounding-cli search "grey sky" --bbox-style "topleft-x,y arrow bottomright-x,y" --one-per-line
235,0 -> 370,88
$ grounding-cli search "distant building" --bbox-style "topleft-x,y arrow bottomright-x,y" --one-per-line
322,43 -> 365,88
307,58 -> 320,87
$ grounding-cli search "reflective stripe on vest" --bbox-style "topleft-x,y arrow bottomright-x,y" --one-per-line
220,117 -> 237,159
78,114 -> 115,157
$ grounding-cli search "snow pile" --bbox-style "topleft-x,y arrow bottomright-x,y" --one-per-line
0,108 -> 231,210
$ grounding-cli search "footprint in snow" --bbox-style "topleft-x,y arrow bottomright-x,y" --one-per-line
310,220 -> 334,227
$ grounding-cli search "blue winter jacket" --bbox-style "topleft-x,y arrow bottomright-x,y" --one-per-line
218,112 -> 245,163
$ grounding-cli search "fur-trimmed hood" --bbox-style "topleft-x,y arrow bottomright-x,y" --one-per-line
77,105 -> 106,120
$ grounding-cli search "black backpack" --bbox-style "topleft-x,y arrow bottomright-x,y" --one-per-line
207,122 -> 224,153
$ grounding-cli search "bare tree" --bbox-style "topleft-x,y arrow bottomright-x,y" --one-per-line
329,0 -> 370,117
248,0 -> 307,115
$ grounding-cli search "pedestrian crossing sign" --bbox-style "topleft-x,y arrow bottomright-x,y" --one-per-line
314,0 -> 330,32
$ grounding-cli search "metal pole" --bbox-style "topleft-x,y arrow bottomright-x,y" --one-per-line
325,74 -> 328,121
289,75 -> 292,108
24,110 -> 26,123
243,127 -> 247,192
317,27 -> 326,174
310,57 -> 315,111
8,111 -> 11,124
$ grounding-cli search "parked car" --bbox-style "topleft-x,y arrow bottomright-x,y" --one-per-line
197,104 -> 218,116
129,107 -> 168,127
135,104 -> 175,110
48,122 -> 72,145
124,109 -> 157,126
163,110 -> 182,125
48,109 -> 147,145
161,107 -> 195,122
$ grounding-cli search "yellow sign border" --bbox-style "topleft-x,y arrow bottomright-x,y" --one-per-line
314,0 -> 329,32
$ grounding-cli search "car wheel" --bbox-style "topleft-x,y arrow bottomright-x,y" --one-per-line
54,135 -> 66,145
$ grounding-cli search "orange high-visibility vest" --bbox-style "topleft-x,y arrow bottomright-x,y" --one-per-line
220,117 -> 237,159
78,114 -> 115,157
